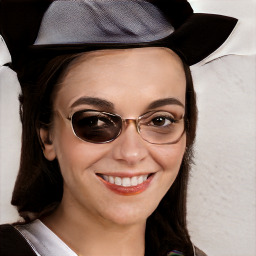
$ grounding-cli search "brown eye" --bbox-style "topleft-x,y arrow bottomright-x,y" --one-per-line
139,111 -> 177,128
85,116 -> 113,128
74,112 -> 115,129
151,116 -> 174,127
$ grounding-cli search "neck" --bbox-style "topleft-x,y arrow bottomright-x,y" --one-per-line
42,203 -> 146,256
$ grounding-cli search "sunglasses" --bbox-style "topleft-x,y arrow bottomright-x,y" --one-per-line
67,109 -> 185,144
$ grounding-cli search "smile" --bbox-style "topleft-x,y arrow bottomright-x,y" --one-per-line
96,173 -> 154,195
101,174 -> 148,187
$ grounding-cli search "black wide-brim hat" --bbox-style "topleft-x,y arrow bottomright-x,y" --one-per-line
0,0 -> 238,85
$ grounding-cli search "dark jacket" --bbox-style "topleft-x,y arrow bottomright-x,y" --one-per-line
0,224 -> 207,256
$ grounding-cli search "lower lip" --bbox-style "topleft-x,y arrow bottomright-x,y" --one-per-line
98,175 -> 154,196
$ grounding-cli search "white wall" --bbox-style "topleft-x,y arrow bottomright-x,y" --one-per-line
187,55 -> 256,256
0,1 -> 255,255
0,65 -> 21,223
186,1 -> 256,255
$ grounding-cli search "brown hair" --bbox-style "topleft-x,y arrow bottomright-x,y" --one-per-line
12,48 -> 197,256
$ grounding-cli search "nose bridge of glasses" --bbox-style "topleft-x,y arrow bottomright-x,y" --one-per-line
122,118 -> 140,133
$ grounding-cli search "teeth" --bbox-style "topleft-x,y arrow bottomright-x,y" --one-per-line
115,177 -> 122,186
103,175 -> 109,182
101,174 -> 149,187
131,176 -> 138,186
138,176 -> 143,184
109,176 -> 115,184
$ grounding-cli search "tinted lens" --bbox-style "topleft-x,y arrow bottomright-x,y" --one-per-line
139,111 -> 184,144
71,110 -> 122,143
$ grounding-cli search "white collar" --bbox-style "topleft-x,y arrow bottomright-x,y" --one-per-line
16,219 -> 77,256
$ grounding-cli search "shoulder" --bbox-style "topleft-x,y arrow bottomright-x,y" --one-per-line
194,246 -> 208,256
0,224 -> 37,256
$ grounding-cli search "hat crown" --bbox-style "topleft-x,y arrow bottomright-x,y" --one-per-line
0,0 -> 238,70
34,0 -> 174,45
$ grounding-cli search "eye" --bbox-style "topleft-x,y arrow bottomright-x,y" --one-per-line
72,111 -> 117,129
150,116 -> 175,127
84,116 -> 105,127
141,111 -> 177,127
82,115 -> 113,128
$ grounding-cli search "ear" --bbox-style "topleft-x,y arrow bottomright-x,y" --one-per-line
39,128 -> 56,161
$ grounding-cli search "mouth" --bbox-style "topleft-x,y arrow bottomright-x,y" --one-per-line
96,173 -> 154,196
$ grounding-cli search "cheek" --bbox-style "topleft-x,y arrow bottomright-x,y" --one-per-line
52,121 -> 109,178
143,136 -> 186,214
150,136 -> 186,195
152,136 -> 186,171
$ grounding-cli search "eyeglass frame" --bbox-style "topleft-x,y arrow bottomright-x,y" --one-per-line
65,109 -> 186,145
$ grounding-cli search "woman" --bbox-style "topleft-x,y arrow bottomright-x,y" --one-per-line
0,0 -> 237,255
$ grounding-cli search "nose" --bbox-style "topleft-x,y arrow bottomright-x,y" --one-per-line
111,120 -> 148,165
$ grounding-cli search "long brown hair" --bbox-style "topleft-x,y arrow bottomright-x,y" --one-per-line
12,48 -> 197,256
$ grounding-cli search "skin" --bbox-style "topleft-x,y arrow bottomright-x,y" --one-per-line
40,47 -> 186,256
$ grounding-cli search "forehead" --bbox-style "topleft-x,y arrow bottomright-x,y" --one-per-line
55,47 -> 186,113
62,47 -> 184,80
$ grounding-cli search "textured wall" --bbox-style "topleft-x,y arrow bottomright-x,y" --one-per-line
187,55 -> 256,255
0,65 -> 21,223
0,1 -> 255,256
186,1 -> 256,255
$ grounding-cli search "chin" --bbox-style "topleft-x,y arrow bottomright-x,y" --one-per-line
99,201 -> 157,227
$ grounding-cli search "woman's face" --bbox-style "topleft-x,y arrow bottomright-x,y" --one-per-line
42,47 -> 186,226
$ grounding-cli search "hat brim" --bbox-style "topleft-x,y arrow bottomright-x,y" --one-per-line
166,13 -> 238,65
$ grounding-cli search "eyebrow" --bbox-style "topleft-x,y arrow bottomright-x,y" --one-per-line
70,97 -> 115,111
147,98 -> 185,109
70,96 -> 184,112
